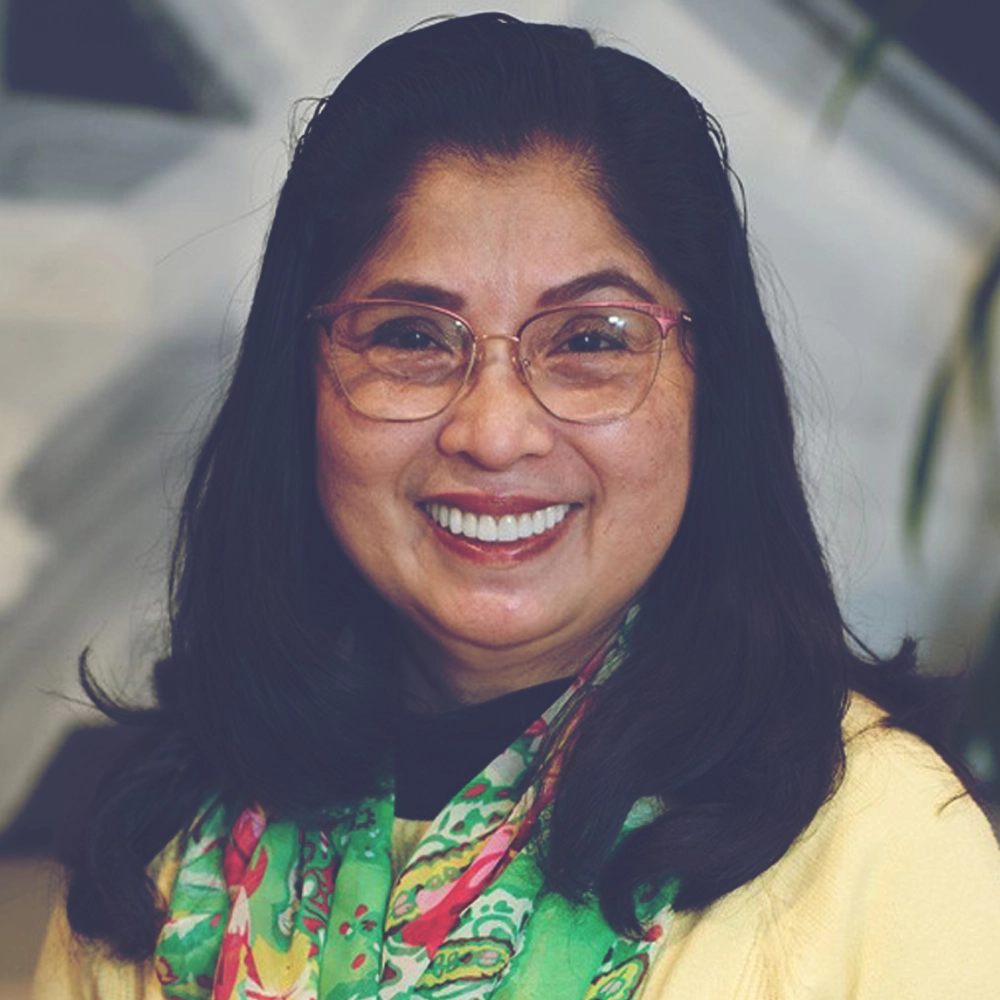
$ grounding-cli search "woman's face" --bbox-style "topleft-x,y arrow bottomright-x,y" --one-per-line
314,151 -> 695,701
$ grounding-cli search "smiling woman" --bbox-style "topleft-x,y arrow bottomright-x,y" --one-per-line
312,152 -> 694,702
36,12 -> 1000,1000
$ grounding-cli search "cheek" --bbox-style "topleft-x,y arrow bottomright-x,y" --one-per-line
314,388 -> 381,538
314,418 -> 354,543
313,385 -> 425,537
313,413 -> 407,593
630,366 -> 695,479
607,373 -> 695,545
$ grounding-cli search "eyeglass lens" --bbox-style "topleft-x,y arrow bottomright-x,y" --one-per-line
323,302 -> 666,423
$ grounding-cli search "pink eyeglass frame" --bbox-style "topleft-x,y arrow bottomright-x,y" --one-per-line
307,298 -> 694,423
308,298 -> 692,345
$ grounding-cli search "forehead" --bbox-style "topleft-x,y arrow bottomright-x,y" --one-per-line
340,150 -> 671,310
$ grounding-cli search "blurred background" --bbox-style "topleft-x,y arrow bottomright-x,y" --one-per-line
0,0 -> 997,991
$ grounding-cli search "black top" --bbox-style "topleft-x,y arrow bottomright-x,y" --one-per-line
393,676 -> 573,820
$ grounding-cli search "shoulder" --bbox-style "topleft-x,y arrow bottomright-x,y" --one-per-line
769,693 -> 1000,995
819,692 -> 1000,891
817,691 -> 996,854
31,839 -> 183,1000
643,693 -> 1000,999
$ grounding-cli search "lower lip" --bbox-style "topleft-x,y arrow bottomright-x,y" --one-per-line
425,510 -> 574,564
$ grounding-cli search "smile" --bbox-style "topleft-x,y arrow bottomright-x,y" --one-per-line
422,501 -> 571,543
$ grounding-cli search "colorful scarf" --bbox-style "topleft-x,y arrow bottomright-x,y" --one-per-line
154,621 -> 676,1000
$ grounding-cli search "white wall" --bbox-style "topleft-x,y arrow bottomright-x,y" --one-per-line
1,0 -> 997,825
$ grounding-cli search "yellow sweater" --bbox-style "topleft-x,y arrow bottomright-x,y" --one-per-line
33,695 -> 1000,999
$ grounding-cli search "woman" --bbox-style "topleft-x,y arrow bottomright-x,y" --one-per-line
36,13 -> 1000,999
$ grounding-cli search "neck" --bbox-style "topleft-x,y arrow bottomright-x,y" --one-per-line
397,616 -> 621,714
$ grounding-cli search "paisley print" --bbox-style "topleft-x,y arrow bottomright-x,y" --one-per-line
154,611 -> 677,999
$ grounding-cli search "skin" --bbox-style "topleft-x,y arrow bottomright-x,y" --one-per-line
315,149 -> 695,709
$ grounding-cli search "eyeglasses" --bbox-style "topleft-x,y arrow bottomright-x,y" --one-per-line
308,299 -> 691,424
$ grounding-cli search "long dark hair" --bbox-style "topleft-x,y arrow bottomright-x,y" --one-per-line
66,13 -> 962,957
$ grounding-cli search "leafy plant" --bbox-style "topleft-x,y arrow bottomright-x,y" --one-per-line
905,239 -> 1000,795
821,0 -> 1000,794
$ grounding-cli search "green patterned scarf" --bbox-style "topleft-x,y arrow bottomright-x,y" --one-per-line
154,622 -> 677,999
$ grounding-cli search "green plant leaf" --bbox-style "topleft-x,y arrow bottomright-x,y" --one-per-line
962,239 -> 1000,426
903,239 -> 1000,545
820,0 -> 930,137
821,20 -> 890,137
905,352 -> 958,545
954,586 -> 1000,793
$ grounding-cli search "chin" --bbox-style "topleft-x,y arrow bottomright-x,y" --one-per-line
423,604 -> 566,652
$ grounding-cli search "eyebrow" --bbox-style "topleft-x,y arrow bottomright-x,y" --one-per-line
536,269 -> 658,307
364,268 -> 658,312
364,281 -> 464,311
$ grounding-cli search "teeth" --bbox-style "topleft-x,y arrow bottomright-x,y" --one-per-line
498,515 -> 518,542
425,502 -> 570,542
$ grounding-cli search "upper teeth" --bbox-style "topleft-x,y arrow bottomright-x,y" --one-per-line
424,502 -> 570,542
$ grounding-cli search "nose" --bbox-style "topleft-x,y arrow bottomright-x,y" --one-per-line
436,337 -> 555,469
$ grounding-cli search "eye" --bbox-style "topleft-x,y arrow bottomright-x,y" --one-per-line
550,316 -> 629,354
559,329 -> 626,352
370,317 -> 454,351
